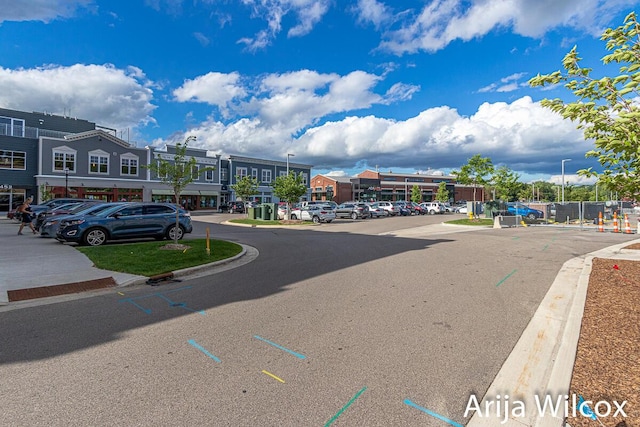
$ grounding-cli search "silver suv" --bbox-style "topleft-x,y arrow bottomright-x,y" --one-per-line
373,201 -> 397,216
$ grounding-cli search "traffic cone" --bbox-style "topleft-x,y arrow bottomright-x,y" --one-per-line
624,214 -> 632,234
613,212 -> 619,233
598,212 -> 604,232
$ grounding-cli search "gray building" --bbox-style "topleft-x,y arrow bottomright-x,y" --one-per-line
226,155 -> 313,204
0,108 -> 95,211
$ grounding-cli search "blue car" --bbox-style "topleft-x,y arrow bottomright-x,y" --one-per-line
56,202 -> 193,246
507,203 -> 544,220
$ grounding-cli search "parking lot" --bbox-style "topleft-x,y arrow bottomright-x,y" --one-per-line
1,214 -> 638,426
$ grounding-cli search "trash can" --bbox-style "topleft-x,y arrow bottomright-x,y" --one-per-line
247,207 -> 256,220
255,204 -> 263,220
261,204 -> 269,220
267,203 -> 277,220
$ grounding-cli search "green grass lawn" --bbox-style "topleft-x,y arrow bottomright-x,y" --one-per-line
445,218 -> 494,226
76,239 -> 243,277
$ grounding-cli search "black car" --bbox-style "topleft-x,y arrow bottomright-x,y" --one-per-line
228,201 -> 245,213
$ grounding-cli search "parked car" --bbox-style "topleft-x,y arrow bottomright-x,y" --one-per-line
506,203 -> 544,220
290,205 -> 336,223
40,202 -> 118,237
442,203 -> 453,213
411,202 -> 426,215
455,205 -> 468,214
35,201 -> 101,230
394,201 -> 416,215
373,201 -> 397,216
228,201 -> 245,213
365,203 -> 385,218
392,202 -> 411,216
335,202 -> 370,219
56,202 -> 192,246
420,202 -> 445,215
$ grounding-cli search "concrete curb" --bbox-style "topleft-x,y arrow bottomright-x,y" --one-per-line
467,238 -> 640,427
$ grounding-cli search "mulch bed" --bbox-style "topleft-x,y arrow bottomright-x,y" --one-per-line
567,245 -> 640,427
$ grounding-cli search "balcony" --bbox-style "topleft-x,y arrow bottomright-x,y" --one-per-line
0,124 -> 72,140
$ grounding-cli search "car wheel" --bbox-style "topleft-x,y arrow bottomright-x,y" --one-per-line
527,213 -> 537,220
291,214 -> 298,220
167,225 -> 185,240
312,216 -> 320,224
429,210 -> 436,215
326,220 -> 332,223
83,228 -> 108,246
351,212 -> 358,220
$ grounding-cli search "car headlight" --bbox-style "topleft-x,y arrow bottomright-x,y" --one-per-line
65,219 -> 85,225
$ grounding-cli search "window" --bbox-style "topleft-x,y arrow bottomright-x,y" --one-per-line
0,116 -> 25,137
205,169 -> 215,182
191,165 -> 199,180
279,171 -> 287,177
145,204 -> 174,215
221,167 -> 228,182
262,169 -> 272,183
236,167 -> 247,179
251,168 -> 258,180
121,154 -> 139,176
0,150 -> 26,170
88,150 -> 109,174
53,148 -> 76,172
156,160 -> 167,179
302,173 -> 308,186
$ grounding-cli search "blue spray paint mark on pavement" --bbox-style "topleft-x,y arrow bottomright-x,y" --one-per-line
253,335 -> 306,359
404,399 -> 463,427
495,269 -> 517,287
188,339 -> 221,363
118,286 -> 204,315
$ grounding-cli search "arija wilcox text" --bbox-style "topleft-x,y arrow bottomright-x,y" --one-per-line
465,394 -> 628,424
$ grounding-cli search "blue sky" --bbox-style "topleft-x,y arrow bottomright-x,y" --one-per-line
1,0 -> 639,184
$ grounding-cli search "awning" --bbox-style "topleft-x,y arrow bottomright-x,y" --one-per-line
199,191 -> 220,196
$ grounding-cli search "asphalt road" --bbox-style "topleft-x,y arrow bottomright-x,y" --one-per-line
0,214 -> 636,426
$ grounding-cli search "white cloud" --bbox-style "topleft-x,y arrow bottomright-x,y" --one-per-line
172,72 -> 247,110
166,94 -> 590,175
0,0 -> 93,23
193,32 -> 210,46
0,64 -> 156,131
478,72 -> 529,93
238,0 -> 331,50
377,0 -> 640,54
354,0 -> 393,29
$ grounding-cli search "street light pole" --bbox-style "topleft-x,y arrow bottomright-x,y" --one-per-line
561,158 -> 571,204
64,167 -> 69,198
405,178 -> 409,201
286,153 -> 295,175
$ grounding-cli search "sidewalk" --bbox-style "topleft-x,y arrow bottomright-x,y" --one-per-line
0,218 -> 147,303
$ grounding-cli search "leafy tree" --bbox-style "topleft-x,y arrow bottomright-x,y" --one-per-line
411,185 -> 422,203
231,175 -> 259,212
492,165 -> 524,201
453,154 -> 495,205
435,181 -> 449,203
271,172 -> 308,220
145,136 -> 214,244
529,12 -> 640,199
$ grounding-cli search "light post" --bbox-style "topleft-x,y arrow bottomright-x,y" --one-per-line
286,153 -> 295,175
561,158 -> 571,204
404,178 -> 409,201
64,167 -> 69,198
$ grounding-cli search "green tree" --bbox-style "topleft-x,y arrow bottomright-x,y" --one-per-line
271,172 -> 308,220
145,136 -> 214,244
411,184 -> 422,203
529,12 -> 640,199
435,181 -> 449,203
231,175 -> 259,213
492,165 -> 524,201
453,154 -> 495,204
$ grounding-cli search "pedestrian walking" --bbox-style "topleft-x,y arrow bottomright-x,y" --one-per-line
17,197 -> 37,235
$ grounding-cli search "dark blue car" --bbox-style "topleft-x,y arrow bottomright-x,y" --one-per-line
56,202 -> 193,246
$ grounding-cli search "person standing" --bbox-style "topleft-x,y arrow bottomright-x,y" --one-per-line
17,197 -> 37,235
